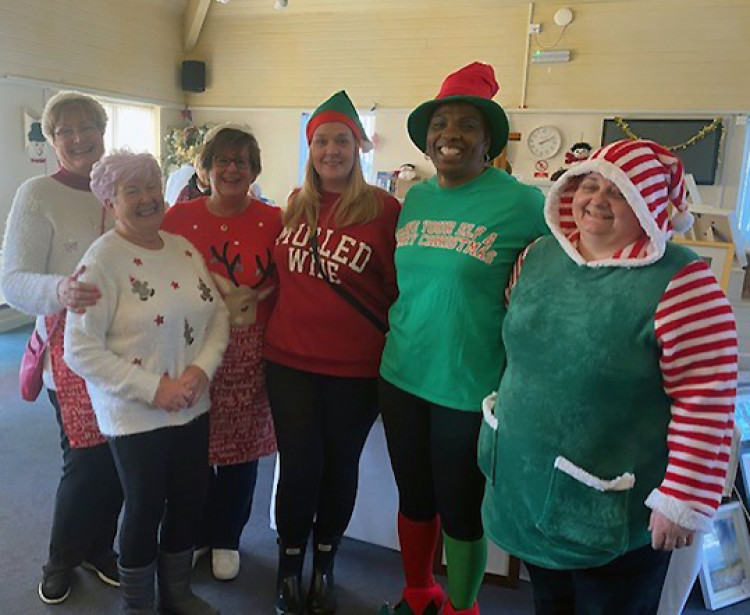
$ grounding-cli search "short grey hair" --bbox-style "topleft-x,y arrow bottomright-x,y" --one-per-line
90,151 -> 162,206
41,91 -> 108,141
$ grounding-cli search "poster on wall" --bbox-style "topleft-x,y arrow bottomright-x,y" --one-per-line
24,108 -> 47,164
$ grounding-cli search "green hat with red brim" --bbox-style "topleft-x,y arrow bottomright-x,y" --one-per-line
407,62 -> 509,160
306,90 -> 373,153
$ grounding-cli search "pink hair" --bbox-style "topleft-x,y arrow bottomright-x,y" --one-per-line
90,150 -> 162,205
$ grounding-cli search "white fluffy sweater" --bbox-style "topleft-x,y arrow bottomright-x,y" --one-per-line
2,176 -> 109,388
64,231 -> 229,437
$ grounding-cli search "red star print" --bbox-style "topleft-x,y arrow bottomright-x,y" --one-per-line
132,358 -> 142,366
129,275 -> 135,283
133,258 -> 143,266
171,281 -> 179,289
185,250 -> 192,257
154,314 -> 165,326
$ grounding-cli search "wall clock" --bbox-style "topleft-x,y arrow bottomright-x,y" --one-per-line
527,125 -> 563,159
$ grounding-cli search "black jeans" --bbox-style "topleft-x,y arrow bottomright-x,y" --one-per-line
108,414 -> 210,568
266,361 -> 379,547
525,543 -> 671,615
379,379 -> 485,541
45,390 -> 123,574
199,459 -> 259,550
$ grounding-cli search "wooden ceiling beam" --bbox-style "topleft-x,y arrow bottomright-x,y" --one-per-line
184,0 -> 212,54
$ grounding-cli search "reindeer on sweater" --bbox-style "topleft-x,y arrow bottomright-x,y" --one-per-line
210,242 -> 274,327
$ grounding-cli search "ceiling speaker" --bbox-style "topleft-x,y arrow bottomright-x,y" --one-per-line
181,61 -> 206,93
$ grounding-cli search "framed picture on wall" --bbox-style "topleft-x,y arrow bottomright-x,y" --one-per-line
742,453 -> 750,507
698,501 -> 750,610
672,239 -> 734,291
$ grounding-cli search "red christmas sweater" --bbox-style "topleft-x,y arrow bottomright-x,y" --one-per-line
264,189 -> 400,378
162,197 -> 282,326
162,197 -> 283,464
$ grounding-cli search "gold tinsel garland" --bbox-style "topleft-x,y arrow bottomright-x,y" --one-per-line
613,117 -> 723,152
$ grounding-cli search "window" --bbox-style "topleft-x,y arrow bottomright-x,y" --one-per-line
99,100 -> 157,155
297,111 -> 376,185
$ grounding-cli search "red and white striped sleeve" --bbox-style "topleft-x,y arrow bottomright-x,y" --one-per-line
645,259 -> 737,532
505,240 -> 541,306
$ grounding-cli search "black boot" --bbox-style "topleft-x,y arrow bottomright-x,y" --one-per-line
307,538 -> 339,615
157,549 -> 219,615
275,540 -> 306,615
119,561 -> 157,614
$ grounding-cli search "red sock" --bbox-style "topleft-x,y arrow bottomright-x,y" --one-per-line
398,513 -> 440,588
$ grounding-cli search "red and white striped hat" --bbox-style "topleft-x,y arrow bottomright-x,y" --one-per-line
545,139 -> 693,266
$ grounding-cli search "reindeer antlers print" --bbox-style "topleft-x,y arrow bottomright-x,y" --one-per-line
211,242 -> 275,289
250,248 -> 275,290
211,242 -> 241,287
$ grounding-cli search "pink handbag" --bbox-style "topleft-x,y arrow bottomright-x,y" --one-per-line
19,315 -> 60,402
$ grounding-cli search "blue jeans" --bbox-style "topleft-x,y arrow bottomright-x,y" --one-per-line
525,543 -> 671,615
199,459 -> 259,550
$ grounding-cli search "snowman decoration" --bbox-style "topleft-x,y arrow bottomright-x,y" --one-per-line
26,121 -> 47,164
551,141 -> 592,181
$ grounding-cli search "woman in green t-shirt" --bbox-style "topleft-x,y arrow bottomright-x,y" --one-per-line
378,63 -> 547,615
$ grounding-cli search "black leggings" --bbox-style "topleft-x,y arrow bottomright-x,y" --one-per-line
379,378 -> 485,541
266,361 -> 379,547
46,390 -> 123,574
108,414 -> 210,567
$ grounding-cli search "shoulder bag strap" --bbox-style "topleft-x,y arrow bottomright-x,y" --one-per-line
309,233 -> 388,334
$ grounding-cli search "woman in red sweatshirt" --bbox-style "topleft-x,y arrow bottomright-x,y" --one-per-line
264,90 -> 400,615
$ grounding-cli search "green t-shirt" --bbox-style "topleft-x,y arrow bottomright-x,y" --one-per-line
380,167 -> 547,410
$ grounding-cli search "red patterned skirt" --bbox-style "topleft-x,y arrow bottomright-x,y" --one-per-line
47,315 -> 107,449
208,324 -> 276,466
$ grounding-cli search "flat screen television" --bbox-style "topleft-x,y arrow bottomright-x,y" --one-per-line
601,119 -> 722,185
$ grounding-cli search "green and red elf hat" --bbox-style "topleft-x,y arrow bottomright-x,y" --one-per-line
408,62 -> 509,159
305,90 -> 373,153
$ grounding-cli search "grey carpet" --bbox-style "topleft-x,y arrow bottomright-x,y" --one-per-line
0,325 -> 742,614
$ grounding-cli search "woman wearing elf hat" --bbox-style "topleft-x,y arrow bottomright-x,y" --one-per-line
378,62 -> 548,615
162,124 -> 280,582
264,90 -> 401,614
479,139 -> 737,614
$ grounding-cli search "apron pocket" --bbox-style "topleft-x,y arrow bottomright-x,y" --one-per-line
477,392 -> 498,484
535,456 -> 633,555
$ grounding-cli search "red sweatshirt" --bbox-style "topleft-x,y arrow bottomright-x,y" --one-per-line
264,190 -> 400,377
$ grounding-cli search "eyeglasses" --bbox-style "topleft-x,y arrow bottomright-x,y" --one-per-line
53,124 -> 99,140
213,155 -> 253,170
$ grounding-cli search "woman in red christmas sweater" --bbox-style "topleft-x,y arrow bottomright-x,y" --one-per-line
264,90 -> 400,615
162,124 -> 280,582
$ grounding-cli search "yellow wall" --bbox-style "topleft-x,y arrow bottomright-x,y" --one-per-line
188,1 -> 530,108
0,0 -> 186,104
527,0 -> 750,110
188,0 -> 750,111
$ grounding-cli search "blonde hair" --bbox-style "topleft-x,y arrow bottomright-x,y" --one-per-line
42,91 -> 107,141
283,152 -> 382,229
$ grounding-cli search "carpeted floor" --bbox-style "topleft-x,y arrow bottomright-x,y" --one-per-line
0,324 -> 744,614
